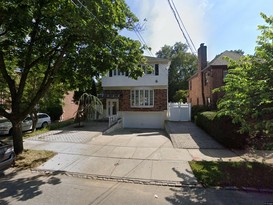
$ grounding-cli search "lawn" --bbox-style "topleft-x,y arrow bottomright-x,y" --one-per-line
189,161 -> 273,189
15,149 -> 56,171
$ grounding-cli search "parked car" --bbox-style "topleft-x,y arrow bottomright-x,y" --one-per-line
0,140 -> 15,171
36,113 -> 51,129
0,113 -> 51,135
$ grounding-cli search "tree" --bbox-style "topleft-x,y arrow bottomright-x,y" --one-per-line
0,0 -> 145,154
156,42 -> 197,102
173,90 -> 188,103
217,13 -> 273,138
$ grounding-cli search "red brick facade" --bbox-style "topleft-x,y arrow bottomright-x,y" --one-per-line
103,89 -> 167,112
188,44 -> 242,108
61,91 -> 78,121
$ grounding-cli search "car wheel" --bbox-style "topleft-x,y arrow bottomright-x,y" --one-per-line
9,128 -> 13,136
41,122 -> 48,128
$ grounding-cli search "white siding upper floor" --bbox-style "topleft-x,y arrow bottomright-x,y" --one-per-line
102,56 -> 171,88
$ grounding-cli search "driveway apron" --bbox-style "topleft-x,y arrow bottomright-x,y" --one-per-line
24,121 -> 254,186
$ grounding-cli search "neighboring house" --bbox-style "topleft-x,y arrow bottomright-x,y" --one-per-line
61,91 -> 79,121
100,56 -> 171,128
188,43 -> 243,108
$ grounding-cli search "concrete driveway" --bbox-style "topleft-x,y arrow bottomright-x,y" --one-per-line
25,121 -> 271,186
25,122 -> 197,186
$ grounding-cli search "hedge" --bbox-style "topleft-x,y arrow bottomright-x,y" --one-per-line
195,111 -> 248,149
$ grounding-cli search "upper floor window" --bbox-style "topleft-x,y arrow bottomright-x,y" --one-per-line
223,70 -> 228,81
131,89 -> 154,107
108,64 -> 159,77
203,72 -> 209,85
109,69 -> 128,77
139,64 -> 159,76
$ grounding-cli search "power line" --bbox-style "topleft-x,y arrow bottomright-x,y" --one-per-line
72,0 -> 154,57
72,0 -> 105,28
167,0 -> 197,55
133,27 -> 154,57
171,0 -> 196,53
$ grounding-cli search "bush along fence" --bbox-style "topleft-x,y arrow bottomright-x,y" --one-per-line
195,111 -> 248,149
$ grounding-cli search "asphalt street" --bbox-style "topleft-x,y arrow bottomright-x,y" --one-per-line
1,170 -> 273,205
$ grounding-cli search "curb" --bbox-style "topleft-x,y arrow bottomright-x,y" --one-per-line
31,169 -> 273,194
209,185 -> 273,194
31,168 -> 201,188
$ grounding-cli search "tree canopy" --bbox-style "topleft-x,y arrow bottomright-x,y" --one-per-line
0,0 -> 145,154
156,42 -> 197,102
217,13 -> 273,138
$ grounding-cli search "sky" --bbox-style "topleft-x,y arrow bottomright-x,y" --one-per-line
121,0 -> 273,61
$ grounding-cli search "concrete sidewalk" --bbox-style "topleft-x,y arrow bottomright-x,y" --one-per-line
25,124 -> 198,186
166,121 -> 273,164
24,121 -> 273,187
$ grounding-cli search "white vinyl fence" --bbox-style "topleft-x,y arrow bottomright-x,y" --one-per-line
168,103 -> 191,121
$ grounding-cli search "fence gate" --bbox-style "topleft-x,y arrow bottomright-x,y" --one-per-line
168,103 -> 191,121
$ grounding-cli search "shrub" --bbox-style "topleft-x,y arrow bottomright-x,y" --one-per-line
195,111 -> 248,149
191,105 -> 210,121
41,105 -> 63,122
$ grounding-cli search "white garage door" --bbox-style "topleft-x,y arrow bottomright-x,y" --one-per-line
122,111 -> 166,128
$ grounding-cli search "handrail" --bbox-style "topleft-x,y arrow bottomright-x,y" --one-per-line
108,114 -> 120,127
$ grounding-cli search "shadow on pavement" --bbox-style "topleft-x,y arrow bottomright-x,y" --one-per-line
165,167 -> 206,204
61,121 -> 109,132
0,170 -> 62,204
103,128 -> 170,138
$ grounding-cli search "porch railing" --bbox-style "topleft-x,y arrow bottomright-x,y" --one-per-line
108,114 -> 121,127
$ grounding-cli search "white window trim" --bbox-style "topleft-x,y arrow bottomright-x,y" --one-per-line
131,88 -> 154,108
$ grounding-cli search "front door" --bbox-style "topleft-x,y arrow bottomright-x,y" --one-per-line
106,99 -> 119,116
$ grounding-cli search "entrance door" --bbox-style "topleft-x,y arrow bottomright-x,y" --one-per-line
106,99 -> 119,116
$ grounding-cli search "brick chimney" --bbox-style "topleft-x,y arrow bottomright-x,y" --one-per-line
198,43 -> 207,71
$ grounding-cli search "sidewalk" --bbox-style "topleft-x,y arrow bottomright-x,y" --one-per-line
25,124 -> 198,186
165,121 -> 273,164
24,121 -> 273,187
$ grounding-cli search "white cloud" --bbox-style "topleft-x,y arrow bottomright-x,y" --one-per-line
126,0 -> 213,56
125,0 -> 273,60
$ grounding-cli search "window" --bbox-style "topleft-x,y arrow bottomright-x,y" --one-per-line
207,97 -> 211,105
155,64 -> 159,76
189,80 -> 192,90
131,89 -> 154,107
109,69 -> 125,77
223,70 -> 228,81
138,64 -> 159,75
204,72 -> 209,85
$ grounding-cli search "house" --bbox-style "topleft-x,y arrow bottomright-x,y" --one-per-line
188,43 -> 243,108
100,56 -> 171,128
61,91 -> 79,121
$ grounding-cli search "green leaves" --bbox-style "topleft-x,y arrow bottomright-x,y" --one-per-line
0,0 -> 144,116
156,42 -> 197,102
0,0 -> 145,153
217,13 -> 273,138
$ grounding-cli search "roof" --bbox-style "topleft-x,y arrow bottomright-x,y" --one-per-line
144,56 -> 171,64
208,51 -> 242,66
188,50 -> 243,81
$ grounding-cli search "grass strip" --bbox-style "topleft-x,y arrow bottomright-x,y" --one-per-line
189,161 -> 273,189
15,149 -> 56,171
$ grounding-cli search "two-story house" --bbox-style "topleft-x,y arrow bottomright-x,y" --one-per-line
101,56 -> 171,128
188,44 -> 243,108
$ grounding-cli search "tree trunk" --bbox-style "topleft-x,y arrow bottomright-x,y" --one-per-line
11,121 -> 24,155
31,112 -> 38,132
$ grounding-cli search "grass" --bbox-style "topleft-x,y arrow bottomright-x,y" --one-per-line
189,161 -> 273,189
14,149 -> 56,171
2,120 -> 72,170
